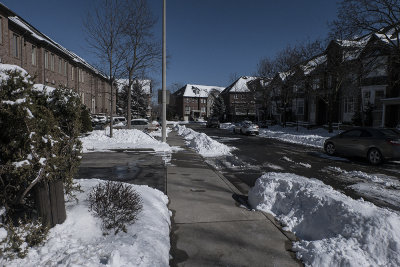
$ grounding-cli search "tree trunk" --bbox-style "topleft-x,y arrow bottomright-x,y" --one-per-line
34,180 -> 66,228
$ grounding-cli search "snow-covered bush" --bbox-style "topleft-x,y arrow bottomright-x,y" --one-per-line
88,181 -> 143,235
0,66 -> 83,258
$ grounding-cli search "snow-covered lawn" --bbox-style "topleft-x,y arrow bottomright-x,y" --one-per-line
175,125 -> 234,157
220,123 -> 340,148
249,172 -> 400,267
80,128 -> 171,153
1,179 -> 171,267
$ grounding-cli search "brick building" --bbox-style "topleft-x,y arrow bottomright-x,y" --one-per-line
0,3 -> 113,114
172,84 -> 224,121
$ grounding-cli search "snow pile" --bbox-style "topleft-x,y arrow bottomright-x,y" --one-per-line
80,128 -> 171,153
175,125 -> 234,157
259,125 -> 339,148
249,172 -> 400,267
1,179 -> 170,267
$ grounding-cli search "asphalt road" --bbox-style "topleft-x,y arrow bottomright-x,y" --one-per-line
186,124 -> 400,212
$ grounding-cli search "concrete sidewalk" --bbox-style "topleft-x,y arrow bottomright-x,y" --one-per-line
166,130 -> 302,267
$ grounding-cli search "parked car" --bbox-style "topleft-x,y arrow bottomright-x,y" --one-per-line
233,121 -> 259,135
112,116 -> 127,126
131,119 -> 158,132
324,128 -> 400,165
206,118 -> 220,128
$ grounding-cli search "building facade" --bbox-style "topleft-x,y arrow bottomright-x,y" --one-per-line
0,3 -> 114,114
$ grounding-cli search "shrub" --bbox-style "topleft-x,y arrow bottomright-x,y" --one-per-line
0,217 -> 48,260
88,181 -> 142,235
80,105 -> 93,133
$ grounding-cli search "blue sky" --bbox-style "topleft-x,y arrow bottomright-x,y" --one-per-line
2,0 -> 338,89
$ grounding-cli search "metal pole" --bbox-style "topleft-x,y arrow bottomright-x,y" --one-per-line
162,0 -> 167,142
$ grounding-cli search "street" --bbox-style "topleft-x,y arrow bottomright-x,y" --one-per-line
186,124 -> 400,212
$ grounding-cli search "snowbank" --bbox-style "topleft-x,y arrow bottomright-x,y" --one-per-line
1,179 -> 171,267
80,128 -> 171,153
258,126 -> 339,148
249,172 -> 400,267
175,125 -> 234,157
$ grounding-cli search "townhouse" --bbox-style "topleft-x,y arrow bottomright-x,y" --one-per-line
172,84 -> 224,121
220,76 -> 258,121
0,3 -> 113,114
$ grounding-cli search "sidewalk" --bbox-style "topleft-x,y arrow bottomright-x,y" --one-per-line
166,130 -> 302,266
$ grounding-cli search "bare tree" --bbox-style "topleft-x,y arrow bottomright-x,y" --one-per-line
331,0 -> 400,59
120,0 -> 161,128
84,0 -> 127,137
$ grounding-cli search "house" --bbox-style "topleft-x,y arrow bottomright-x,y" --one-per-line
0,3 -> 113,114
172,84 -> 224,121
220,76 -> 258,121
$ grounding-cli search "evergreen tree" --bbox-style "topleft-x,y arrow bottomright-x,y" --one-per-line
211,96 -> 226,120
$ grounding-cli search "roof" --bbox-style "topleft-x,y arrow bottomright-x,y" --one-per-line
117,79 -> 151,94
221,76 -> 258,94
2,3 -> 106,79
175,84 -> 225,98
301,54 -> 327,75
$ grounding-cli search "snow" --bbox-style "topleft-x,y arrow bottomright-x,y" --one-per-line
80,128 -> 171,153
1,179 -> 171,267
177,84 -> 225,98
1,98 -> 26,105
258,125 -> 340,148
0,63 -> 29,82
324,166 -> 400,208
117,79 -> 152,95
175,125 -> 234,157
249,172 -> 400,267
223,76 -> 257,93
301,55 -> 327,75
32,84 -> 56,95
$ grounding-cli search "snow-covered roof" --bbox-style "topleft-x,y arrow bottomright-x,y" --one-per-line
278,71 -> 294,82
117,79 -> 151,94
301,54 -> 327,75
7,16 -> 106,79
178,84 -> 225,98
222,76 -> 258,94
336,35 -> 372,62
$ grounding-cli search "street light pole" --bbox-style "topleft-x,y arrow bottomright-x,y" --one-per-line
161,0 -> 167,142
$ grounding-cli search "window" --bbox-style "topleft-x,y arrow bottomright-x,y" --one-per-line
312,78 -> 320,90
375,90 -> 385,110
234,94 -> 238,99
58,57 -> 62,74
64,61 -> 67,76
0,17 -> 3,44
344,97 -> 355,113
296,99 -> 304,115
71,67 -> 74,81
44,50 -> 49,69
185,98 -> 189,103
31,45 -> 37,66
185,106 -> 190,114
201,107 -> 206,113
82,71 -> 85,83
342,129 -> 362,138
12,34 -> 20,58
363,91 -> 371,105
50,54 -> 55,71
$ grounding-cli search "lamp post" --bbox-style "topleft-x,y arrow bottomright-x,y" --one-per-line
161,0 -> 167,142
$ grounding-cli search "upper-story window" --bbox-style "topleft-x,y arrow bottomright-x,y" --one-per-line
71,66 -> 75,81
31,45 -> 37,66
312,78 -> 320,90
234,94 -> 238,99
50,54 -> 55,71
0,17 -> 3,44
64,61 -> 67,76
44,50 -> 49,69
58,57 -> 62,74
12,34 -> 20,58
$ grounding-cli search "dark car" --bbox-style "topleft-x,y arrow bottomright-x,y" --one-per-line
324,128 -> 400,165
206,118 -> 220,128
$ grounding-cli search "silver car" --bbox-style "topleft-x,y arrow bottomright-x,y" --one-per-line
324,128 -> 400,165
233,121 -> 259,135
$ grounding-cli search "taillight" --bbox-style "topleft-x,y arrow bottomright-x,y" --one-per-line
388,139 -> 400,146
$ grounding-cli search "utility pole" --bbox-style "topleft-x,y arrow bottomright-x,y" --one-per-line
161,0 -> 167,142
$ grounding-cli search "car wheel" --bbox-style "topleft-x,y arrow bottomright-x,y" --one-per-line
325,142 -> 336,155
368,148 -> 383,165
